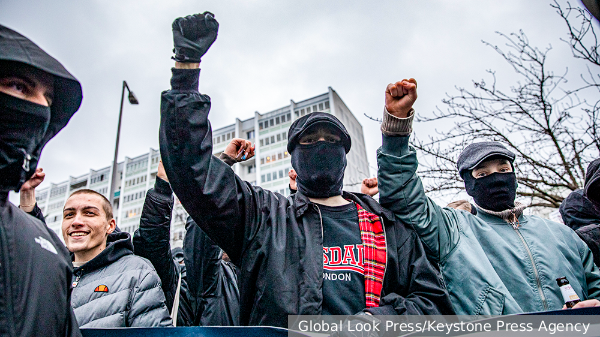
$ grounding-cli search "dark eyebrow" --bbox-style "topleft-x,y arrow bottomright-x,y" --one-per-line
1,75 -> 37,88
62,206 -> 101,212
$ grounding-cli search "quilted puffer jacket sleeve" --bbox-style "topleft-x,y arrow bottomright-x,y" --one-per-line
127,268 -> 173,327
377,134 -> 461,263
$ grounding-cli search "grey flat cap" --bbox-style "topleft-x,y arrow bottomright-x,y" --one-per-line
457,142 -> 515,179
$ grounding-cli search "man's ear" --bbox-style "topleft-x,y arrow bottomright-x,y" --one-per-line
106,218 -> 116,235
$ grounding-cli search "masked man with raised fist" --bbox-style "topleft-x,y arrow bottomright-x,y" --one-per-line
376,79 -> 600,315
159,12 -> 454,327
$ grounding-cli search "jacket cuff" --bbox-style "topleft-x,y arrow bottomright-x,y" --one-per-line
381,134 -> 411,157
170,68 -> 200,91
380,107 -> 414,136
218,153 -> 237,167
154,177 -> 173,196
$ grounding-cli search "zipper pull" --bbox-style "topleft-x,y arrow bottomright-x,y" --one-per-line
72,274 -> 81,288
509,212 -> 520,229
22,152 -> 31,171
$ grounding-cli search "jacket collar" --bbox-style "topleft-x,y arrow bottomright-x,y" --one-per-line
293,190 -> 395,223
73,231 -> 133,274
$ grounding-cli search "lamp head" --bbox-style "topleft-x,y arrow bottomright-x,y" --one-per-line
128,91 -> 139,105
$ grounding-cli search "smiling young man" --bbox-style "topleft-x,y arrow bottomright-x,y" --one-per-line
61,189 -> 172,328
158,12 -> 454,327
376,79 -> 600,315
0,24 -> 82,337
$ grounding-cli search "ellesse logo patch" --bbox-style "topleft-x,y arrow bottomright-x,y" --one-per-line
94,285 -> 109,292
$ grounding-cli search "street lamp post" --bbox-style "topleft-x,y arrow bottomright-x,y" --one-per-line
109,81 -> 139,207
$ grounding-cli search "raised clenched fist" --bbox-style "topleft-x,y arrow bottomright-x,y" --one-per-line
385,78 -> 417,119
172,12 -> 219,63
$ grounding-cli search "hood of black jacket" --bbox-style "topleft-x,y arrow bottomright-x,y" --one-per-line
0,24 -> 82,154
559,189 -> 600,230
73,231 -> 133,274
584,158 -> 600,211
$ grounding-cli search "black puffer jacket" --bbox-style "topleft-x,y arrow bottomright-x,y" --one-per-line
159,68 -> 454,327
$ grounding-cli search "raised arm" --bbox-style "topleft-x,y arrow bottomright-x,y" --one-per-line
376,79 -> 461,262
19,167 -> 46,223
132,161 -> 182,317
159,13 -> 265,264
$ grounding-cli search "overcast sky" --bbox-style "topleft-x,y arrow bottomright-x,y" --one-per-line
2,0 -> 595,204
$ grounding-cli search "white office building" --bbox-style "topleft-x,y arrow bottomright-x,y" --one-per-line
36,87 -> 370,245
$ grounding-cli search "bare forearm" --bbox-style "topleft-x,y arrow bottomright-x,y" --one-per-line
19,190 -> 36,213
175,62 -> 200,69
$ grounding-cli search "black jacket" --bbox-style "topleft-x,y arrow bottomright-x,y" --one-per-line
0,25 -> 82,337
0,196 -> 80,337
133,178 -> 194,326
183,216 -> 240,326
133,177 -> 240,326
159,68 -> 454,327
559,189 -> 600,231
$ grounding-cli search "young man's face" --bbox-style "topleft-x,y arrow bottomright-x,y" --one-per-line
62,193 -> 115,259
0,63 -> 54,106
298,126 -> 341,145
471,158 -> 512,178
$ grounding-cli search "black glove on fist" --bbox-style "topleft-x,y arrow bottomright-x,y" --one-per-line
172,11 -> 219,63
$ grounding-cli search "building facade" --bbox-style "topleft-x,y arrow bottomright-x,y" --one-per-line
36,87 -> 371,245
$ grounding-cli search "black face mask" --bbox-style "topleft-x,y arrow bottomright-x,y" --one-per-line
291,141 -> 346,198
464,172 -> 517,212
0,92 -> 51,192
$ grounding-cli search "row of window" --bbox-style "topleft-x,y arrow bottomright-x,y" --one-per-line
36,191 -> 48,202
259,113 -> 291,130
123,190 -> 146,203
274,188 -> 292,197
47,201 -> 63,211
125,175 -> 147,187
126,207 -> 142,218
94,187 -> 108,195
214,131 -> 236,144
260,150 -> 290,165
262,166 -> 292,183
126,160 -> 147,172
151,156 -> 160,165
260,131 -> 287,147
295,101 -> 329,118
90,173 -> 106,185
50,185 -> 67,198
172,231 -> 185,241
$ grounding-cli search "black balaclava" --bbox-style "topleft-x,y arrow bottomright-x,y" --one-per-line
287,112 -> 351,198
0,92 -> 51,192
464,172 -> 517,212
584,158 -> 600,213
292,141 -> 347,198
0,25 -> 83,193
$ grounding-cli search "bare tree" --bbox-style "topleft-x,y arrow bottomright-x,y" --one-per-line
375,1 -> 600,208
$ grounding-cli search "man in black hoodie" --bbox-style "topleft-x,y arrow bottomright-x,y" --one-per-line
0,24 -> 82,337
159,12 -> 454,327
562,158 -> 600,268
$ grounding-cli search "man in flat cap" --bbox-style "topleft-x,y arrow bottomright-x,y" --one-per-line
0,24 -> 82,336
376,78 -> 600,315
158,12 -> 454,327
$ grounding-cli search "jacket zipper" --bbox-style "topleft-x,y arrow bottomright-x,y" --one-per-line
509,220 -> 548,311
72,273 -> 81,288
